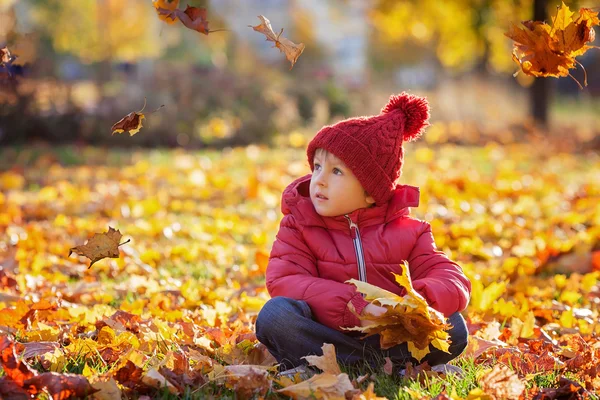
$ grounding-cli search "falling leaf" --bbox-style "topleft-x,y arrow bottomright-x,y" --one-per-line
156,5 -> 225,35
152,0 -> 180,25
249,15 -> 305,69
478,365 -> 525,400
69,227 -> 130,268
1,46 -> 12,67
344,262 -> 451,358
111,99 -> 146,136
302,343 -> 342,375
504,2 -> 600,88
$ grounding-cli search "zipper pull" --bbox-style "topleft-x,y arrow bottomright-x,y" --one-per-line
344,215 -> 357,239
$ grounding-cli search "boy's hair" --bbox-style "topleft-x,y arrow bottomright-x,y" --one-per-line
307,92 -> 430,205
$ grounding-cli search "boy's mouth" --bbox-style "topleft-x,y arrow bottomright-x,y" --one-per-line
315,193 -> 328,200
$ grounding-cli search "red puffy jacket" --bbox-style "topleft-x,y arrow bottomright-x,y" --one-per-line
266,174 -> 472,332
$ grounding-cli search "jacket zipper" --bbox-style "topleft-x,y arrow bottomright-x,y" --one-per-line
344,215 -> 367,292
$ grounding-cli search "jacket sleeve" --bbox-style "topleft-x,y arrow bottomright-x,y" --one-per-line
407,221 -> 471,316
266,215 -> 369,331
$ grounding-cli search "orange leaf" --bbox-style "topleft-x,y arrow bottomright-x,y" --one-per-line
249,15 -> 305,69
69,227 -> 130,268
478,365 -> 525,400
504,3 -> 600,88
153,0 -> 180,25
0,336 -> 36,386
24,372 -> 99,400
183,5 -> 209,35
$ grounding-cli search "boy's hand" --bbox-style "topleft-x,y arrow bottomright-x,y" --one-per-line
359,303 -> 387,327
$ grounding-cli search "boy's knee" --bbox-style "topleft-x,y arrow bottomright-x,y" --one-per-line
256,297 -> 311,340
447,312 -> 468,356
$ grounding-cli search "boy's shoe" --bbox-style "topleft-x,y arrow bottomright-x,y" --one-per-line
431,363 -> 464,377
278,365 -> 316,381
398,363 -> 464,378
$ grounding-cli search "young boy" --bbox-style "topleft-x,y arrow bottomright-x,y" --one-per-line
255,93 -> 471,374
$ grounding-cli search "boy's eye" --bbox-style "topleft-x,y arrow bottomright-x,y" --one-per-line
333,168 -> 342,175
314,163 -> 321,170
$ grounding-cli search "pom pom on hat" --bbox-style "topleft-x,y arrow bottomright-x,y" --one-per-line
380,92 -> 430,142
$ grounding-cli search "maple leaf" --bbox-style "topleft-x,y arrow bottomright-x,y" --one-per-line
302,343 -> 342,375
156,5 -> 225,35
249,15 -> 305,69
69,227 -> 130,268
111,99 -> 164,137
478,365 -> 526,400
504,2 -> 600,89
152,0 -> 180,25
344,262 -> 451,359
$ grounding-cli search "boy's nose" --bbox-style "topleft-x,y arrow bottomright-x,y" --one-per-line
315,174 -> 327,187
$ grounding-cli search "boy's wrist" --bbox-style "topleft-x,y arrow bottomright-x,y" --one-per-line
348,293 -> 369,316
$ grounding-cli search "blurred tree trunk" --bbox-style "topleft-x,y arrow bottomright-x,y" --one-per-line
530,0 -> 549,127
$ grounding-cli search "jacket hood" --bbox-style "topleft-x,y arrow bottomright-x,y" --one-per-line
281,174 -> 420,230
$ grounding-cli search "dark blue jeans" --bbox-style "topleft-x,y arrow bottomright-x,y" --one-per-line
256,296 -> 468,371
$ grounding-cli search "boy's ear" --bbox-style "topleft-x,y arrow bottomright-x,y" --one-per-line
366,195 -> 375,205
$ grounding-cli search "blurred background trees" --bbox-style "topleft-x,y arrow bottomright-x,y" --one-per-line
0,0 -> 598,148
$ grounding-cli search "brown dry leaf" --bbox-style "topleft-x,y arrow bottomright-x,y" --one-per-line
20,341 -> 60,359
478,365 -> 525,400
277,372 -> 355,400
111,99 -> 147,136
222,365 -> 272,400
69,227 -> 130,268
504,2 -> 600,88
345,262 -> 451,358
302,343 -> 342,375
249,15 -> 305,69
532,376 -> 588,399
181,6 -> 210,35
24,372 -> 99,399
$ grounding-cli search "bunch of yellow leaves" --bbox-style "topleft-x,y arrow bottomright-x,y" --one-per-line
345,262 -> 451,361
504,2 -> 599,88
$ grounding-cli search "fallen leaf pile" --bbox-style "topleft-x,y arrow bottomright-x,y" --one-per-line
505,2 -> 600,88
345,262 -> 451,361
0,141 -> 599,398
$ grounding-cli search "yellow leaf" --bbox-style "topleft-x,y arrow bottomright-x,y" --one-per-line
302,343 -> 342,375
407,341 -> 430,362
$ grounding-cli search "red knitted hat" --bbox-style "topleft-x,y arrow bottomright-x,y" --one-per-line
307,92 -> 430,205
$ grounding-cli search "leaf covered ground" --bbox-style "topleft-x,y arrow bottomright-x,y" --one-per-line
0,141 -> 599,399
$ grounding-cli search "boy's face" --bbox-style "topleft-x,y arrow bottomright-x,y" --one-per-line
310,149 -> 375,217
